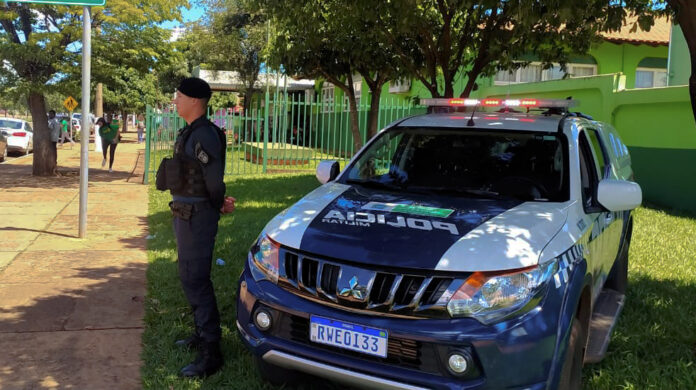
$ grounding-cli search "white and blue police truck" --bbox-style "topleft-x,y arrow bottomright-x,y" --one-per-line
237,98 -> 642,389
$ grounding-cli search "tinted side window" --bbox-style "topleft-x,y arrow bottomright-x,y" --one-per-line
578,133 -> 599,210
26,123 -> 32,132
585,129 -> 609,179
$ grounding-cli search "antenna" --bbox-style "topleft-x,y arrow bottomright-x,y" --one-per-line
467,104 -> 478,127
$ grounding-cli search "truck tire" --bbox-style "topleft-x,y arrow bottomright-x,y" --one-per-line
558,317 -> 586,390
254,356 -> 300,386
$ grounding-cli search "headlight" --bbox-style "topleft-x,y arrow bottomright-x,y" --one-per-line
446,261 -> 557,324
248,233 -> 280,283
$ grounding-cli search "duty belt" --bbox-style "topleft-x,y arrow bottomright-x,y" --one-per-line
169,200 -> 213,220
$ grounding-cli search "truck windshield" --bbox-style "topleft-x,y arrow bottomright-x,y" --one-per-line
342,127 -> 568,202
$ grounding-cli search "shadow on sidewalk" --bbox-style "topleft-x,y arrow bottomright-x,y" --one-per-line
0,227 -> 75,239
0,164 -> 141,190
0,262 -> 147,389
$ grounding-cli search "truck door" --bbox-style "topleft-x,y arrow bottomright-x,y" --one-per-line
579,129 -> 622,295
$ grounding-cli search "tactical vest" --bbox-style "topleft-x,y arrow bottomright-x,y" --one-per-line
155,119 -> 225,197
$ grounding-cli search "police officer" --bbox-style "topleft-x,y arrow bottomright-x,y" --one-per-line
156,77 -> 231,377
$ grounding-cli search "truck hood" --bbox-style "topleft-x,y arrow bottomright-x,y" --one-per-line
264,183 -> 567,272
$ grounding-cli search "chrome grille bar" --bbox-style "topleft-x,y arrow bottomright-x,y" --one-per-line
277,248 -> 461,318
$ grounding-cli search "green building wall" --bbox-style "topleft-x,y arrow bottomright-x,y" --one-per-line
590,41 -> 668,89
668,24 -> 691,86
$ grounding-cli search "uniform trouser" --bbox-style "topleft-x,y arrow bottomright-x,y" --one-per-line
173,205 -> 222,343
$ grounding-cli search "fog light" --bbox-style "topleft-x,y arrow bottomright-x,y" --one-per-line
254,310 -> 272,331
448,353 -> 469,374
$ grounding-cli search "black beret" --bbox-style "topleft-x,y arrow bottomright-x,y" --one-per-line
177,77 -> 212,100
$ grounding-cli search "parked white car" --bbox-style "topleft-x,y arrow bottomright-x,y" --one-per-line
0,118 -> 33,155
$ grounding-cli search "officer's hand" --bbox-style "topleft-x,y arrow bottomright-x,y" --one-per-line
221,196 -> 236,214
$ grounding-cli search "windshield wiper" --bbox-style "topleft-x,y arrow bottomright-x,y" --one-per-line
345,178 -> 405,191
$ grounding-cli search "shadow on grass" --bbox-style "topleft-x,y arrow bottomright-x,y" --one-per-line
583,274 -> 696,389
143,174 -> 345,389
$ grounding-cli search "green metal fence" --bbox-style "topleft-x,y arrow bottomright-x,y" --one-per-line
144,93 -> 425,182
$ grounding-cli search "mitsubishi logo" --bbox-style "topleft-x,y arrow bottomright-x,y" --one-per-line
339,276 -> 366,300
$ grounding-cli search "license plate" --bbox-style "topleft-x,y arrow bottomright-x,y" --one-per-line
310,315 -> 388,358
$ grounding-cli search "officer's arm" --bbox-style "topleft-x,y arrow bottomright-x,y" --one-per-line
194,129 -> 226,210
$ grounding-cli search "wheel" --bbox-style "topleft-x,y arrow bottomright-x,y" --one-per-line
253,355 -> 301,387
558,317 -> 586,390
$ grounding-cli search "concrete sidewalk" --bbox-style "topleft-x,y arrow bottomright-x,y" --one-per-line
0,133 -> 148,389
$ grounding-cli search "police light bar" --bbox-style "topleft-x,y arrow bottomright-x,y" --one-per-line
421,98 -> 577,109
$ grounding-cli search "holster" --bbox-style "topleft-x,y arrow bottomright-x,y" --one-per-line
169,201 -> 193,220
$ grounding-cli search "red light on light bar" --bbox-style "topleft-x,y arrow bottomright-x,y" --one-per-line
12,132 -> 26,137
482,99 -> 501,106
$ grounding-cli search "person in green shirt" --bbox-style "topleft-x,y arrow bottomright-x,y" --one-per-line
96,116 -> 120,173
59,117 -> 75,146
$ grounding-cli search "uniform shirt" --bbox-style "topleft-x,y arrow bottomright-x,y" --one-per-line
171,115 -> 226,209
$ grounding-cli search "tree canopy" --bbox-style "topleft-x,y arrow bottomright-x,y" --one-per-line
0,0 -> 186,175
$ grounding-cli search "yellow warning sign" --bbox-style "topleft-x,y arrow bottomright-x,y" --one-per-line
63,96 -> 78,112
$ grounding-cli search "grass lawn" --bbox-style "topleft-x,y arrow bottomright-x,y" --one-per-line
142,175 -> 696,389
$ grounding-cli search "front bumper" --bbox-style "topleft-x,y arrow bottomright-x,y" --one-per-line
237,264 -> 564,390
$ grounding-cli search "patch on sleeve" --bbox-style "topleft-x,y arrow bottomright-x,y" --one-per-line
195,142 -> 209,164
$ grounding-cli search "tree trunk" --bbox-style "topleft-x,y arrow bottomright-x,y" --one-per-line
28,92 -> 57,176
690,65 -> 696,125
672,0 -> 696,125
345,89 -> 363,152
366,86 -> 383,140
121,110 -> 128,133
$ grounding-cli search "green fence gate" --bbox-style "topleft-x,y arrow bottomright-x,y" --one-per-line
144,92 -> 425,182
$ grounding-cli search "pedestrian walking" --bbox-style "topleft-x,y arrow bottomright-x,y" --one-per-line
155,77 -> 234,378
136,114 -> 145,143
96,116 -> 120,173
59,117 -> 75,146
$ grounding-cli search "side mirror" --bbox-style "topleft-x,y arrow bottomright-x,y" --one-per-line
316,160 -> 340,184
597,179 -> 642,211
0,130 -> 8,137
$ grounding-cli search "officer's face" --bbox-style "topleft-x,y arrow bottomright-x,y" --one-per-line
173,90 -> 200,118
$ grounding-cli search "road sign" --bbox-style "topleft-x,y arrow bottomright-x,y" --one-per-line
8,0 -> 105,5
63,96 -> 78,112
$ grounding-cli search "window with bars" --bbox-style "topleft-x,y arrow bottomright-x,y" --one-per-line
635,68 -> 668,88
494,62 -> 597,85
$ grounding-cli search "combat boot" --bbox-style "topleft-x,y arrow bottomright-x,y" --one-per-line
180,341 -> 224,378
174,332 -> 201,350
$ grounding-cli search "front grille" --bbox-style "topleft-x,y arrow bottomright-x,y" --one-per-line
278,248 -> 466,318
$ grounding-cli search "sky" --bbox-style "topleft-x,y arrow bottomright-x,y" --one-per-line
160,5 -> 205,29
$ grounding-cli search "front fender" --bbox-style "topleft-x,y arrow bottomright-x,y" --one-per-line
546,259 -> 591,389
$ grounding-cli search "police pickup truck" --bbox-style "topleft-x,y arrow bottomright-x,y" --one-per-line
236,98 -> 642,389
